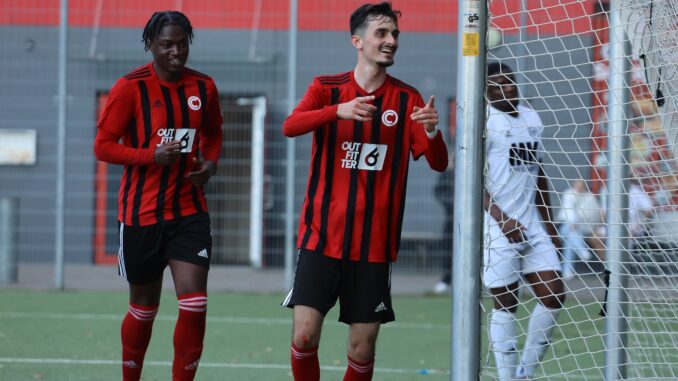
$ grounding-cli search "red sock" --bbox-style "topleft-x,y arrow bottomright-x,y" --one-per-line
172,292 -> 207,381
121,303 -> 158,381
290,342 -> 320,381
343,356 -> 374,381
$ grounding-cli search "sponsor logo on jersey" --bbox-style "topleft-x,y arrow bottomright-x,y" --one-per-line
509,141 -> 540,171
157,128 -> 196,153
381,110 -> 398,127
341,141 -> 387,171
187,96 -> 202,111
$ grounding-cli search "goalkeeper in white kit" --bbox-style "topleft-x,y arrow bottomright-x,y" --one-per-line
483,62 -> 565,380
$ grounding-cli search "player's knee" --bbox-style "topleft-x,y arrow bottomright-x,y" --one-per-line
347,340 -> 376,363
541,293 -> 565,309
493,296 -> 519,313
292,329 -> 321,350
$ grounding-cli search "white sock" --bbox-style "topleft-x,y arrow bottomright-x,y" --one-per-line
490,309 -> 518,381
518,303 -> 561,377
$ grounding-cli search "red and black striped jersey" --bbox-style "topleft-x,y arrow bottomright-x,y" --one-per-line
283,71 -> 448,263
95,62 -> 223,226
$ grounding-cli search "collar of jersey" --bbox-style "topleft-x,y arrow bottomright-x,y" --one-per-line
148,62 -> 185,88
349,70 -> 390,98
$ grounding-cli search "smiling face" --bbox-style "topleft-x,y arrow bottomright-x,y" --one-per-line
354,15 -> 399,68
487,72 -> 519,112
148,24 -> 190,82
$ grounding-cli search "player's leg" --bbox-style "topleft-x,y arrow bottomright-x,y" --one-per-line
484,226 -> 523,381
168,260 -> 208,381
118,223 -> 166,381
282,249 -> 342,381
338,260 -> 394,381
165,214 -> 212,381
344,323 -> 380,381
488,282 -> 521,381
517,236 -> 565,379
290,305 -> 324,381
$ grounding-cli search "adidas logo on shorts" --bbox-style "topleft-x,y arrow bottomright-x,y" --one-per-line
197,249 -> 208,258
374,302 -> 387,313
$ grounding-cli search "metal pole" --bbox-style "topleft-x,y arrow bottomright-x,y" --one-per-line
518,0 -> 529,98
55,0 -> 68,290
451,1 -> 487,380
0,198 -> 18,284
238,97 -> 267,268
284,0 -> 298,290
604,1 -> 630,379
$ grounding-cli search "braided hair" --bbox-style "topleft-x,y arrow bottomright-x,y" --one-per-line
142,11 -> 194,51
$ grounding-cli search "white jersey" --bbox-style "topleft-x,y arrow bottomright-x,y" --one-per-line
484,104 -> 544,227
483,104 -> 561,288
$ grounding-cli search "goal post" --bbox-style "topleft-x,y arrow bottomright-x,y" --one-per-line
455,0 -> 678,380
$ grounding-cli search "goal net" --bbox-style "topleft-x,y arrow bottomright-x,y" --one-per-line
482,0 -> 678,379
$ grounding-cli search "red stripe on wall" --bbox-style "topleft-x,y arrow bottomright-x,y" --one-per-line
1,0 -> 598,35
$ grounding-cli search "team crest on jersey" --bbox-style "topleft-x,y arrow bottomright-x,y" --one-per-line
381,110 -> 398,127
529,127 -> 539,137
187,96 -> 202,111
341,141 -> 387,171
157,128 -> 196,152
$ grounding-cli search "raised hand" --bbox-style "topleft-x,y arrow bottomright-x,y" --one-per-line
411,95 -> 439,133
154,140 -> 182,165
187,157 -> 216,187
337,95 -> 377,121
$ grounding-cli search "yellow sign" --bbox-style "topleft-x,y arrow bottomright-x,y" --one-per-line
462,33 -> 480,56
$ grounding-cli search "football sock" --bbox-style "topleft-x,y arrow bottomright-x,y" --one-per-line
518,303 -> 561,378
343,356 -> 375,381
121,303 -> 158,381
290,342 -> 320,381
490,309 -> 518,381
172,292 -> 207,381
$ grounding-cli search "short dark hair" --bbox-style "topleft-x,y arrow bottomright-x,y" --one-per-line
142,11 -> 194,51
487,62 -> 514,77
350,2 -> 401,36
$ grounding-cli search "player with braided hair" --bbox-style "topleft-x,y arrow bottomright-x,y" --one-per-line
94,10 -> 223,381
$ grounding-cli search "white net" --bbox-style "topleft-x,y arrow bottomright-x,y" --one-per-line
482,0 -> 678,379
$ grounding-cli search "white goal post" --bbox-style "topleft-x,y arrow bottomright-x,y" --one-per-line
452,1 -> 678,380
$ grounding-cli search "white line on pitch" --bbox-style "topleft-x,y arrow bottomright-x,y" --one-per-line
0,311 -> 449,330
0,357 -> 448,375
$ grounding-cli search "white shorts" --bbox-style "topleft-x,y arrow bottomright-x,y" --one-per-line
483,215 -> 562,289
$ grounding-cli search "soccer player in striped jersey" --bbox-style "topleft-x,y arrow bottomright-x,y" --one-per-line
94,11 -> 222,381
280,3 -> 448,381
483,62 -> 565,380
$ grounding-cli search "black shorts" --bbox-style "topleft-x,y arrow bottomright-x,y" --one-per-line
282,249 -> 395,324
118,213 -> 212,284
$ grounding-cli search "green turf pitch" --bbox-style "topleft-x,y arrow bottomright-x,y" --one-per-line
0,291 -> 453,381
0,290 -> 634,380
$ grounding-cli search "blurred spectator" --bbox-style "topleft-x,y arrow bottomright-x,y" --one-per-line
556,180 -> 605,277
